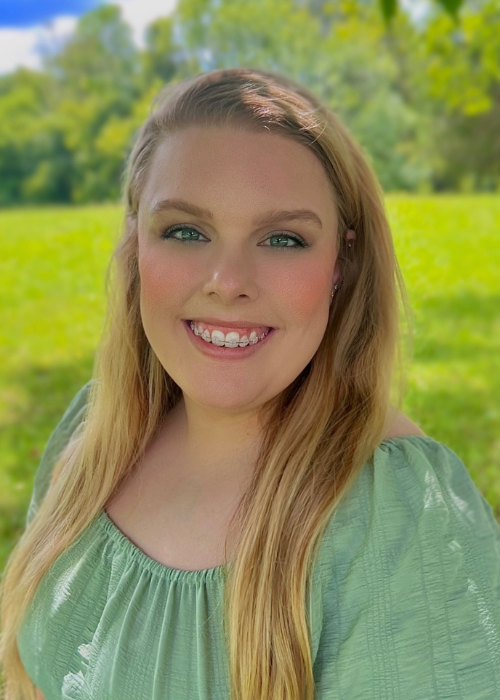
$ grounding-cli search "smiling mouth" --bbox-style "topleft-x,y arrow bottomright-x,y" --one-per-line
183,319 -> 275,333
185,320 -> 273,346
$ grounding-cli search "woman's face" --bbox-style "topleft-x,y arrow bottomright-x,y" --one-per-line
137,125 -> 341,418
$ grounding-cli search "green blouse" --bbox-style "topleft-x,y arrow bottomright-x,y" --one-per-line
17,381 -> 500,699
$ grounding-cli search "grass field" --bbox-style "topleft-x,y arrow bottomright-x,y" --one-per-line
1,196 -> 499,574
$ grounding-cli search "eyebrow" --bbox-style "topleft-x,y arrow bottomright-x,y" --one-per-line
149,198 -> 323,230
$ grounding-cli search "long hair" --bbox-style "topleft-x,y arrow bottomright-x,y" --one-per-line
0,67 -> 413,700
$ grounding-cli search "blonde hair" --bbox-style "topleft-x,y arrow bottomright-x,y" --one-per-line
0,67 -> 413,700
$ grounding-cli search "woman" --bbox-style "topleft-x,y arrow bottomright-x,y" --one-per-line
1,68 -> 499,700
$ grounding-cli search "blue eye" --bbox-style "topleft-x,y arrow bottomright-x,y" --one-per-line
161,225 -> 307,250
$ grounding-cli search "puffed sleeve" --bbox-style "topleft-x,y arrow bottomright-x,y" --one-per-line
25,380 -> 93,527
312,436 -> 500,699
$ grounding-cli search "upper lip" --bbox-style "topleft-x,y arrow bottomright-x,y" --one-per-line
185,318 -> 276,329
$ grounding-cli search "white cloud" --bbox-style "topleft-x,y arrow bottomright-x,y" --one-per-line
0,27 -> 41,74
112,0 -> 178,47
0,15 -> 78,74
0,0 -> 177,75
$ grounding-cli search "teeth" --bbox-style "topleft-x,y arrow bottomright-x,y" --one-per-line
189,322 -> 270,347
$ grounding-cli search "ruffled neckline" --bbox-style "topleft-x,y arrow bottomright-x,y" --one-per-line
93,435 -> 438,582
95,507 -> 229,583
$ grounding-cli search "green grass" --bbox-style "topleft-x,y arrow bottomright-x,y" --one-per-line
0,196 -> 499,575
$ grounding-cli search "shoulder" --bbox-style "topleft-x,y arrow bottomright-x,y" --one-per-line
383,407 -> 426,439
26,380 -> 94,526
343,437 -> 499,553
312,438 -> 500,693
314,434 -> 500,603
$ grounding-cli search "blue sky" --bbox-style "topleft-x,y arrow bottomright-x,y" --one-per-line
0,1 -> 101,28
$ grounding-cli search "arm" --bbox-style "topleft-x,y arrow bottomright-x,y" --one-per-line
36,690 -> 46,700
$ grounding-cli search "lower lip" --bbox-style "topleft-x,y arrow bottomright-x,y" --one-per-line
182,320 -> 277,360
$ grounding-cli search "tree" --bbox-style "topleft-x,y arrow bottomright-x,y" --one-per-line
42,4 -> 143,202
142,17 -> 179,83
0,0 -> 495,204
0,69 -> 74,205
414,0 -> 500,189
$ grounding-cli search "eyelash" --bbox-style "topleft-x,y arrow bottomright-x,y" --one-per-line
160,225 -> 308,251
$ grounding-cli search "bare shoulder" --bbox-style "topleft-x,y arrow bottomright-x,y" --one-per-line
383,408 -> 426,440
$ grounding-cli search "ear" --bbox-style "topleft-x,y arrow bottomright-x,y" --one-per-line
331,229 -> 356,290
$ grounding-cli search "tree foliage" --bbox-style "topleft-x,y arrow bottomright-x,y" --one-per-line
380,0 -> 465,23
0,0 -> 498,205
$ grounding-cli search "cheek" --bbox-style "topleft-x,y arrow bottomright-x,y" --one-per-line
138,247 -> 191,309
273,260 -> 330,319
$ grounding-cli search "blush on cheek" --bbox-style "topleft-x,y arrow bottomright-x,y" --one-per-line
138,249 -> 192,306
273,266 -> 329,319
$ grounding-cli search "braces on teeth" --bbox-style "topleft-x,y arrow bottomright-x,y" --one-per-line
189,321 -> 270,347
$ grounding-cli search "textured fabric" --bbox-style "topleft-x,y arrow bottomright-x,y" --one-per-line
17,381 -> 500,699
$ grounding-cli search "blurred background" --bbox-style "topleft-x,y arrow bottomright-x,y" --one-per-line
0,0 -> 499,572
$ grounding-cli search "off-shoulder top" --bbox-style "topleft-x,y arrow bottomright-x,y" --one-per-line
16,381 -> 500,699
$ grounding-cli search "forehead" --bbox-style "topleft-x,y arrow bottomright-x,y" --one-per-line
139,126 -> 337,225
